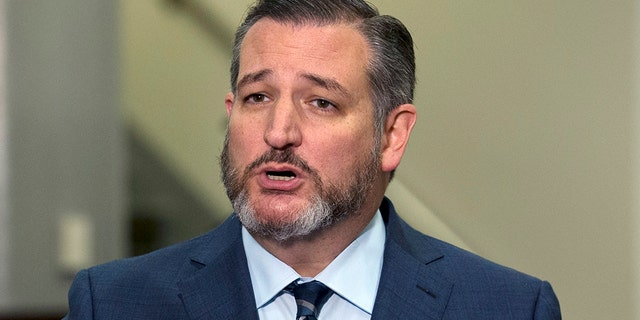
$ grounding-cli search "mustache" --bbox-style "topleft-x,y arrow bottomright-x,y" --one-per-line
245,148 -> 318,177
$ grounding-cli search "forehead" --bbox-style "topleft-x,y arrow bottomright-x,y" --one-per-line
238,19 -> 370,87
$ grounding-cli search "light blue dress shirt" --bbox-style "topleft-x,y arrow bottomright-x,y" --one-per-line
242,211 -> 386,320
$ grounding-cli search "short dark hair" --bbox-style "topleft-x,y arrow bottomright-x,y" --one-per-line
229,0 -> 415,136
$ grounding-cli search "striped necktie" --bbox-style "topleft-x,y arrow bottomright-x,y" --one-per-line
286,280 -> 334,320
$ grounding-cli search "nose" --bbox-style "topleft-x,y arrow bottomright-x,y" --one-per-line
264,99 -> 302,150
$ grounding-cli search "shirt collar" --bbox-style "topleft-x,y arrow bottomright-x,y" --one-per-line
242,210 -> 386,314
242,227 -> 300,309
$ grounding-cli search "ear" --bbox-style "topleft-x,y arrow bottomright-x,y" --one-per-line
225,92 -> 235,117
380,104 -> 417,173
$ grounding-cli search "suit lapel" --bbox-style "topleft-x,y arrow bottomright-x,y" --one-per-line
371,198 -> 453,320
176,216 -> 259,320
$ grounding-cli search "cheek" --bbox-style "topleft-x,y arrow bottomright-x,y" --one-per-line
227,119 -> 262,164
312,131 -> 374,175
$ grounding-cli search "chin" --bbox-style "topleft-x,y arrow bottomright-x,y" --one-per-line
234,191 -> 333,241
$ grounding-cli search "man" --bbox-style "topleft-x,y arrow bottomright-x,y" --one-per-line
64,0 -> 561,319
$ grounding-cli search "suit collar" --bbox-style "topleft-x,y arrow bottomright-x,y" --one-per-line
372,197 -> 453,320
176,215 -> 260,320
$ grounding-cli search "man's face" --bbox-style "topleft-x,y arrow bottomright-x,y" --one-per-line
221,19 -> 381,241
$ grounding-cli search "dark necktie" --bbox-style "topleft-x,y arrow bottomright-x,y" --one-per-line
286,280 -> 334,320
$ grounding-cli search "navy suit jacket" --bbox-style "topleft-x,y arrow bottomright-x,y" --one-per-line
64,198 -> 561,319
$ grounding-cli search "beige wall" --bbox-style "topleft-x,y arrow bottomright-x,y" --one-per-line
121,1 -> 640,318
3,0 -> 124,312
633,3 -> 640,317
120,0 -> 232,216
0,0 -> 8,307
384,1 -> 638,319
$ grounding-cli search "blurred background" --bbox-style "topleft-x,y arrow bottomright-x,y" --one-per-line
0,0 -> 638,319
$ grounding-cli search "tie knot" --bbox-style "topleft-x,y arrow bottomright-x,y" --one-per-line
286,280 -> 334,320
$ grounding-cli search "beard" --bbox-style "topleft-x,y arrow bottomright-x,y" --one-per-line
220,133 -> 381,242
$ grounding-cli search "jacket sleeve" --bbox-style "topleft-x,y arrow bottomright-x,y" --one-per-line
63,269 -> 94,320
534,281 -> 562,320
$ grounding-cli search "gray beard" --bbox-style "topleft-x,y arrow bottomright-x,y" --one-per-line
220,135 -> 381,242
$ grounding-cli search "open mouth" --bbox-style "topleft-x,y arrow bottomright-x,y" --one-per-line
266,170 -> 296,181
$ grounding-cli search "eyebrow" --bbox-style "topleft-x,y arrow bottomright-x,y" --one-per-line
236,69 -> 351,98
299,73 -> 351,98
236,69 -> 273,91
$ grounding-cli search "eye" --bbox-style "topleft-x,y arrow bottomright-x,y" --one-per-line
310,98 -> 337,110
244,93 -> 271,104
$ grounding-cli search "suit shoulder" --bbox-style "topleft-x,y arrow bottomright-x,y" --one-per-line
410,220 -> 539,280
428,234 -> 541,284
385,206 -> 547,290
383,210 -> 561,317
65,215 -> 248,318
86,215 -> 240,284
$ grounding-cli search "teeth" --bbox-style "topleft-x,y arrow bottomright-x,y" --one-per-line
267,174 -> 294,181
